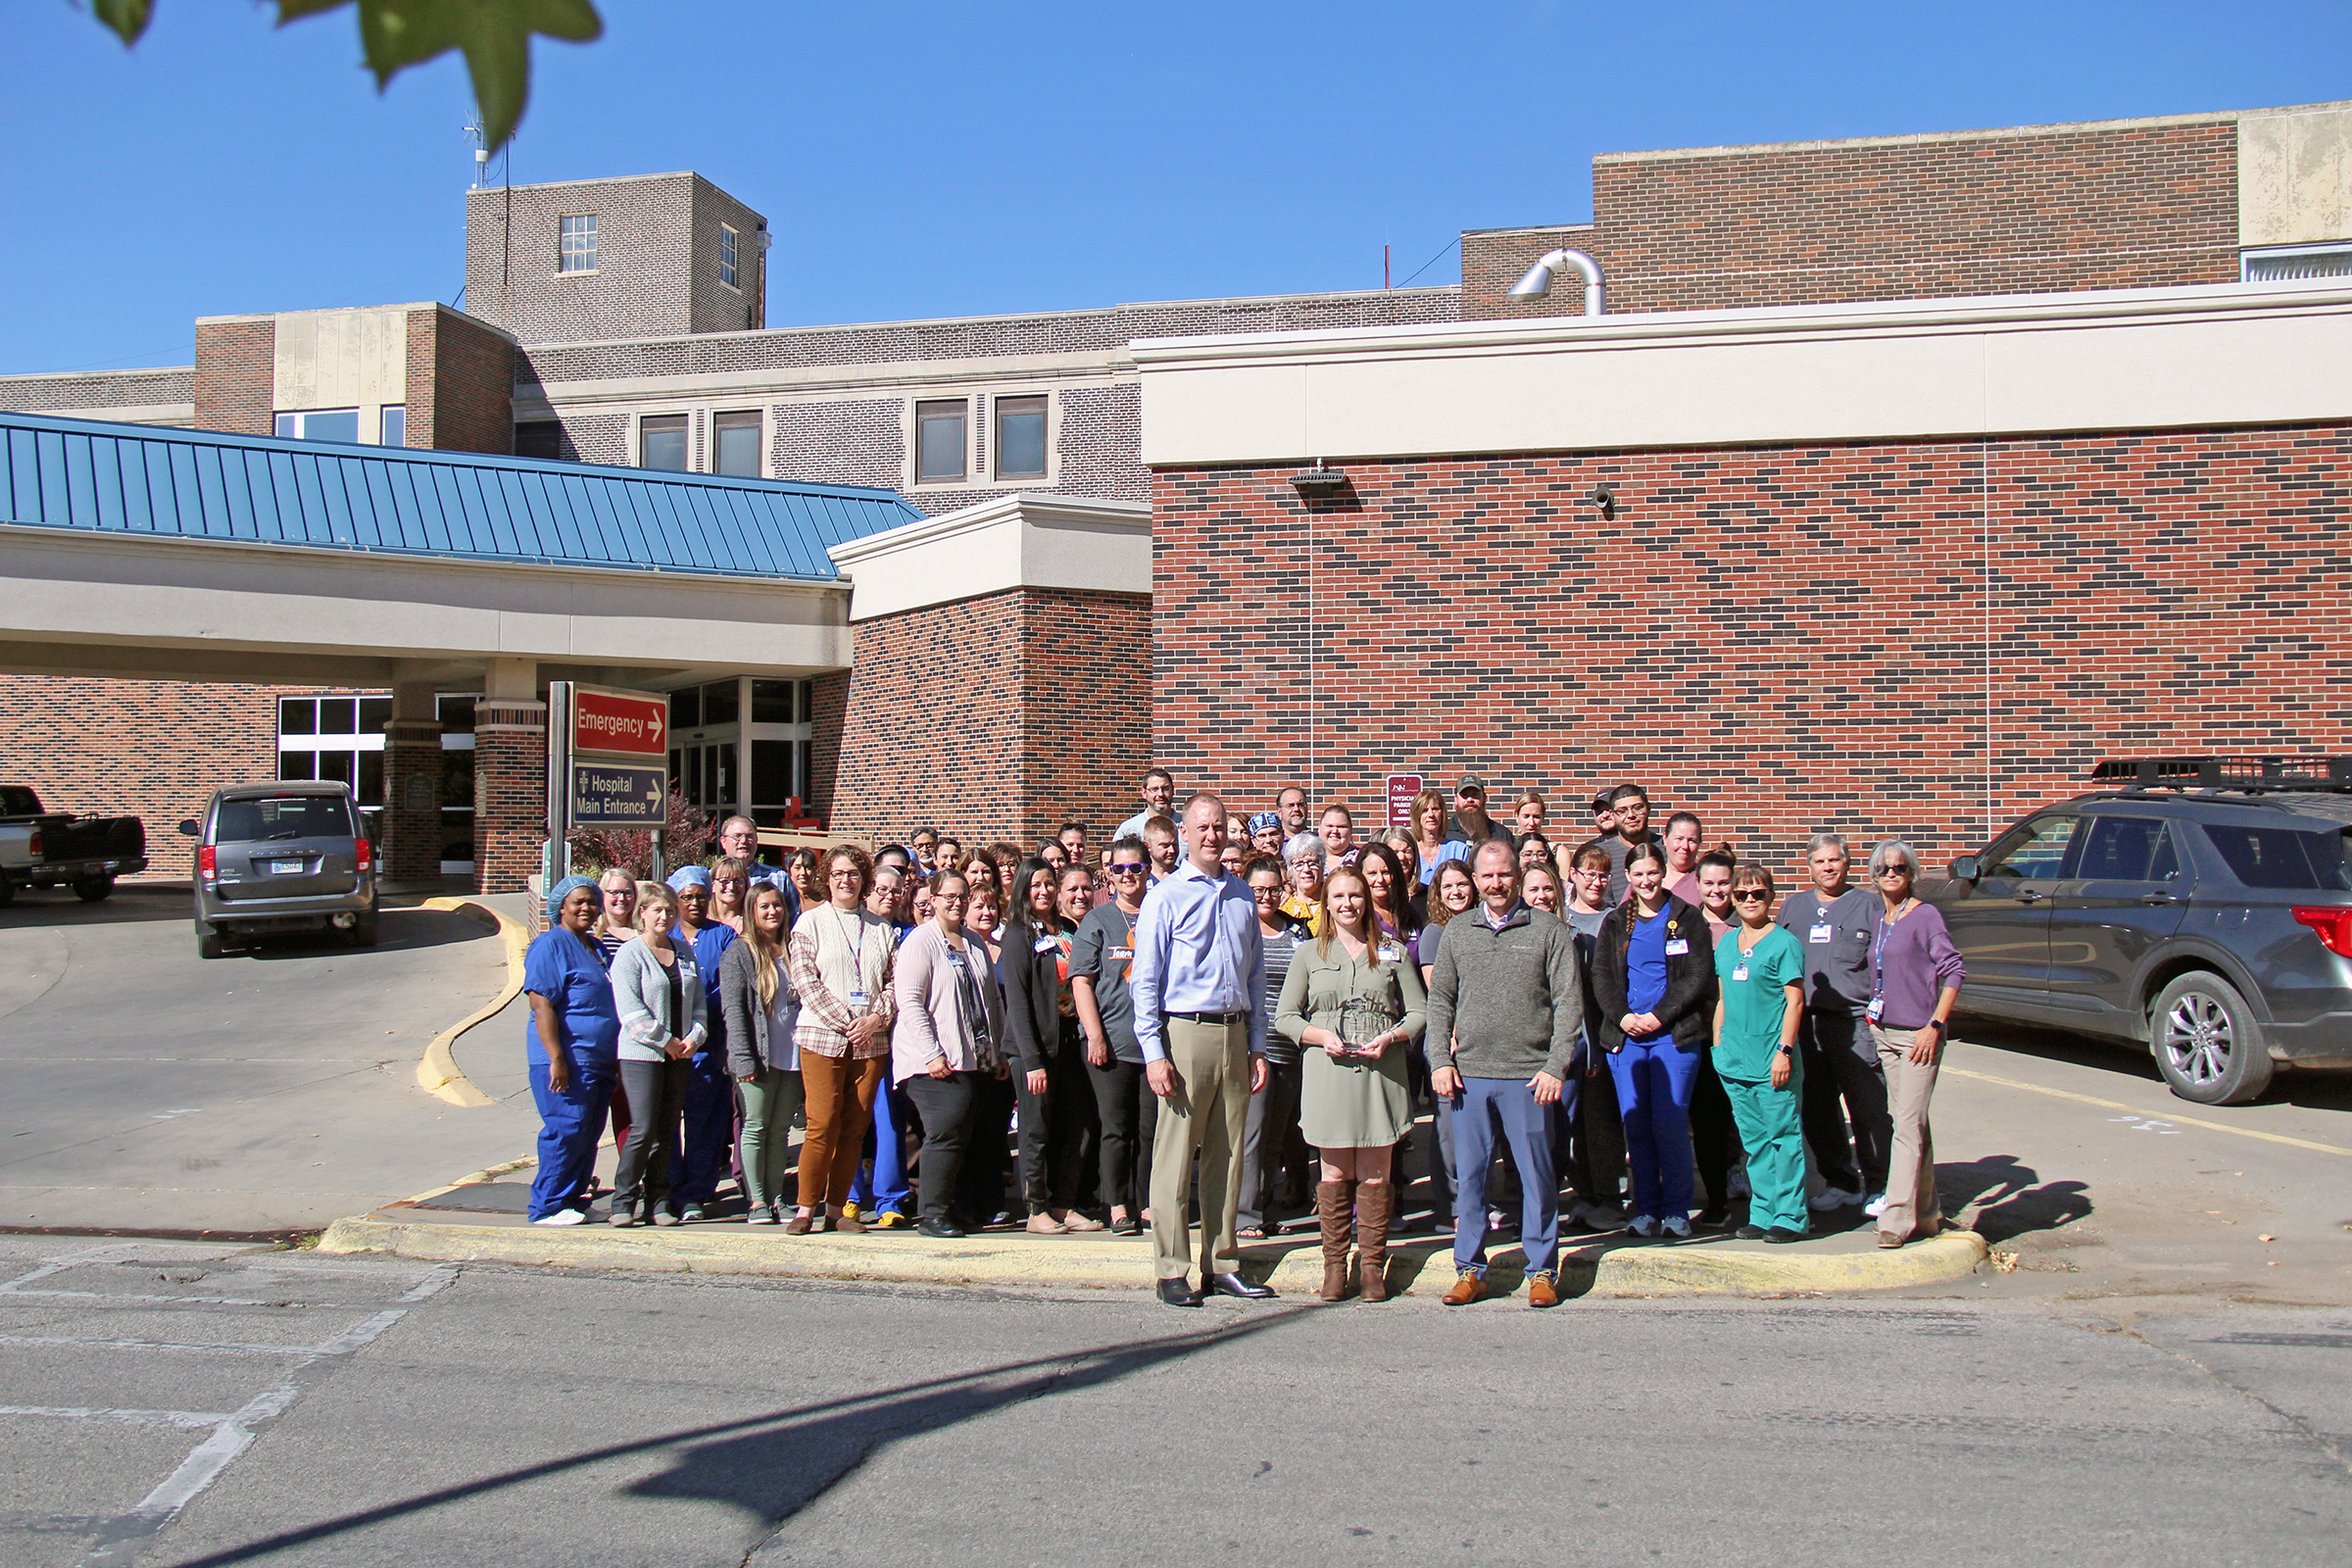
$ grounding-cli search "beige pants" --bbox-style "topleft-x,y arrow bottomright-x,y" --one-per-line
1150,1017 -> 1251,1281
1871,1023 -> 1943,1241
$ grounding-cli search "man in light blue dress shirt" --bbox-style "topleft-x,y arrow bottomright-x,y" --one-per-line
1131,793 -> 1274,1306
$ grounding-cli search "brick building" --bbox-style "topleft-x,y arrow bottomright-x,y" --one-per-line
2,99 -> 2347,888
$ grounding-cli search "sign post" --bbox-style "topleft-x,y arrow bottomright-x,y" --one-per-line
550,681 -> 671,875
1385,773 -> 1425,830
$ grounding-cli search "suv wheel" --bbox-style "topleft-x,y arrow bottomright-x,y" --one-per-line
2149,972 -> 2275,1105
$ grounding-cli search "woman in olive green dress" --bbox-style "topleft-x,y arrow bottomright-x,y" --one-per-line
1276,865 -> 1427,1302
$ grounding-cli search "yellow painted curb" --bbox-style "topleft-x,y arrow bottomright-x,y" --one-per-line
413,898 -> 524,1108
317,1213 -> 1986,1298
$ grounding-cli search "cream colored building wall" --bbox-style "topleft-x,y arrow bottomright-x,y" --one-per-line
271,306 -> 415,440
2239,104 -> 2352,248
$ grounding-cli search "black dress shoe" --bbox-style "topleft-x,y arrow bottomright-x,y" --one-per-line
916,1216 -> 966,1239
1734,1224 -> 1768,1241
1157,1278 -> 1201,1307
1207,1271 -> 1276,1299
1765,1226 -> 1807,1244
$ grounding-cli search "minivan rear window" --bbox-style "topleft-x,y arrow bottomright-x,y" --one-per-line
216,795 -> 355,844
2200,823 -> 2352,892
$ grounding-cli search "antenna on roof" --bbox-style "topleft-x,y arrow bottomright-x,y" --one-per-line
464,118 -> 490,188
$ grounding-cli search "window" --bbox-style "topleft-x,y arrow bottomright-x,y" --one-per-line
702,678 -> 740,726
2201,824 -> 2349,891
274,692 -> 388,810
560,214 -> 598,272
274,409 -> 360,444
713,410 -> 761,476
2074,816 -> 2180,882
1981,812 -> 2079,881
750,678 -> 799,724
640,414 -> 688,471
514,420 -> 564,460
379,406 -> 406,447
719,223 -> 740,289
996,394 -> 1048,479
2241,243 -> 2352,282
915,399 -> 967,482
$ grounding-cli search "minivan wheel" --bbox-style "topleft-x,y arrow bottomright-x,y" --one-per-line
73,876 -> 114,903
2149,972 -> 2274,1105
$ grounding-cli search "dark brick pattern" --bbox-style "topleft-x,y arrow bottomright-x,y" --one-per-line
382,725 -> 444,879
807,670 -> 849,822
770,399 -> 903,491
191,318 -> 274,434
471,704 -> 547,893
830,588 -> 1150,845
412,307 -> 516,454
1464,120 -> 2241,318
0,367 -> 194,414
1150,423 -> 2352,878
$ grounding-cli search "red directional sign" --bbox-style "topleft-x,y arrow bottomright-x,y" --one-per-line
572,686 -> 667,759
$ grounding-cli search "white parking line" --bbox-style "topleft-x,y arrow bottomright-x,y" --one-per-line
1943,1064 -> 2352,1156
0,1405 -> 233,1430
0,1335 -> 316,1357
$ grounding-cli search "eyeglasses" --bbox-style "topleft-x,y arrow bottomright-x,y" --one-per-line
1731,889 -> 1769,902
934,892 -> 967,905
1876,865 -> 1915,878
1109,861 -> 1147,875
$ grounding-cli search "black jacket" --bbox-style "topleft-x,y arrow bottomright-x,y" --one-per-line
1589,894 -> 1717,1054
998,920 -> 1069,1072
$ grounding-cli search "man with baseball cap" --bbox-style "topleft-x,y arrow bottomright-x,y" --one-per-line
1446,775 -> 1514,848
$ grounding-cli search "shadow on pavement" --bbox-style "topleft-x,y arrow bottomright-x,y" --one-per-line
1937,1154 -> 2092,1245
0,882 -> 190,926
152,1309 -> 1309,1567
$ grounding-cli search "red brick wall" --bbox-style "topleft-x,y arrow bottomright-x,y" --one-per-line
1464,120 -> 2240,318
1150,423 -> 2352,879
421,307 -> 515,454
192,318 -> 274,434
807,670 -> 848,821
472,707 -> 547,894
830,587 -> 1150,846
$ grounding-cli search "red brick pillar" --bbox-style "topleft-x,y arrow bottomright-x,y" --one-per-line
472,700 -> 547,894
382,719 -> 445,882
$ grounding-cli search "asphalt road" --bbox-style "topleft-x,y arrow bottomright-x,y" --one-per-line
0,1234 -> 2344,1568
0,884 -> 538,1234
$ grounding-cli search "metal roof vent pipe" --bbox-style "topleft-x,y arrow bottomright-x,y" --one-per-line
1505,248 -> 1604,316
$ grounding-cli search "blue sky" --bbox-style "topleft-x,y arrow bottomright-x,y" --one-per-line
3,1 -> 2346,375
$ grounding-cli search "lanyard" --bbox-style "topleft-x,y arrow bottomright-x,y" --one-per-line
831,908 -> 866,1003
1872,900 -> 1912,992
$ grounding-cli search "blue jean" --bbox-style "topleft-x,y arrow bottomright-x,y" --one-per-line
1608,1036 -> 1699,1221
666,1048 -> 734,1206
850,1076 -> 914,1216
528,1059 -> 613,1220
1450,1076 -> 1559,1278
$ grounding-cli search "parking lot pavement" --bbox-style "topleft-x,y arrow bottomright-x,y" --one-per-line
0,885 -> 538,1236
0,1234 -> 2344,1568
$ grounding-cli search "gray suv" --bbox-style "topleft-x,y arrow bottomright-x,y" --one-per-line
1929,758 -> 2352,1104
180,782 -> 378,959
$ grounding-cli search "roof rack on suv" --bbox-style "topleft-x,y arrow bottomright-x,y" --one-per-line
2091,756 -> 2352,792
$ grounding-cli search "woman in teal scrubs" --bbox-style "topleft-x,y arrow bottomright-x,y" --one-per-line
1712,860 -> 1808,1243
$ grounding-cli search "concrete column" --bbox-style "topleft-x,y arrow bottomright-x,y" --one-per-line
472,662 -> 544,895
382,680 -> 444,883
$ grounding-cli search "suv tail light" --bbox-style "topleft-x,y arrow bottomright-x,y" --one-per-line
197,845 -> 217,883
2290,906 -> 2352,958
353,835 -> 372,875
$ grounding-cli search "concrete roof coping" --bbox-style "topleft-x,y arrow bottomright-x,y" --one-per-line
0,364 -> 192,382
1596,98 -> 2352,165
826,492 -> 1151,622
463,171 -> 705,196
192,301 -> 521,343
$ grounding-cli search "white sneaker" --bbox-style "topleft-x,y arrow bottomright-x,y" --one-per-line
1862,1192 -> 1888,1218
531,1208 -> 587,1227
1661,1215 -> 1693,1239
1809,1187 -> 1863,1212
1627,1215 -> 1660,1238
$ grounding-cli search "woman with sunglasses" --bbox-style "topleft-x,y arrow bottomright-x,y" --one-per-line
1074,836 -> 1158,1236
1711,861 -> 1807,1243
1277,864 -> 1426,1300
1865,841 -> 1964,1249
1591,840 -> 1718,1239
892,870 -> 1009,1239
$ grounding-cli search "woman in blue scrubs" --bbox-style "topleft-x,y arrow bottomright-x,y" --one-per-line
524,876 -> 620,1225
1591,841 -> 1718,1240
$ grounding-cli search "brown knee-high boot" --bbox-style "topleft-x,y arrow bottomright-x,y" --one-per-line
1316,1179 -> 1356,1301
1355,1181 -> 1394,1302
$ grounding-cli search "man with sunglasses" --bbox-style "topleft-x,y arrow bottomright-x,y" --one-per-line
1776,832 -> 1891,1217
1073,836 -> 1156,1236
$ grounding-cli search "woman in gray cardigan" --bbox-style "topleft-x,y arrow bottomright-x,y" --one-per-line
719,883 -> 802,1224
891,870 -> 1010,1239
608,885 -> 707,1227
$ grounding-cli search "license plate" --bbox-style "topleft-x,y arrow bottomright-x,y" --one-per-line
268,858 -> 306,875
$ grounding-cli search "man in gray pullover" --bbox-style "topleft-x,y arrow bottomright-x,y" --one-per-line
1426,840 -> 1585,1306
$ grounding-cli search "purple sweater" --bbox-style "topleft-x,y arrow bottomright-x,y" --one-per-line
1874,903 -> 1965,1030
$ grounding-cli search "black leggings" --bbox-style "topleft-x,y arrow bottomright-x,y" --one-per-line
1089,1057 -> 1157,1212
904,1071 -> 986,1225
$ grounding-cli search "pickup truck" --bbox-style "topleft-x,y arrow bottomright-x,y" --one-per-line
0,786 -> 149,905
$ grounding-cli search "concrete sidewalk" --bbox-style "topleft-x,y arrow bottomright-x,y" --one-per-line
319,1177 -> 1989,1298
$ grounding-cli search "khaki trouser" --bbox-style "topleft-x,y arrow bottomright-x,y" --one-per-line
1150,1016 -> 1251,1281
1871,1023 -> 1943,1241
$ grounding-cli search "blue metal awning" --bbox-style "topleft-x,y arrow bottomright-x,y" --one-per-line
0,411 -> 925,580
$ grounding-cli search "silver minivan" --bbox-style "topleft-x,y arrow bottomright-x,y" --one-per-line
181,782 -> 378,959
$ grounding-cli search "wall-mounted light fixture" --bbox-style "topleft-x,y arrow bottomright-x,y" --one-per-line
1291,460 -> 1349,499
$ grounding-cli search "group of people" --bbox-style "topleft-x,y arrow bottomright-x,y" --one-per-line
520,771 -> 1965,1308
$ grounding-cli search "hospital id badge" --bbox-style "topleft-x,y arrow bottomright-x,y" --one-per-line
1732,962 -> 1749,982
1808,922 -> 1834,945
1866,996 -> 1886,1022
850,990 -> 868,1010
1378,941 -> 1405,964
1666,939 -> 1690,956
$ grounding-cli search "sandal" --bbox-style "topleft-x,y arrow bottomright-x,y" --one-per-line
1236,1224 -> 1268,1241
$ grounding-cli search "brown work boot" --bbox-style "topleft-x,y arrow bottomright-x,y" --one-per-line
1526,1270 -> 1561,1309
1316,1180 -> 1356,1301
1354,1182 -> 1394,1302
1442,1269 -> 1486,1306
